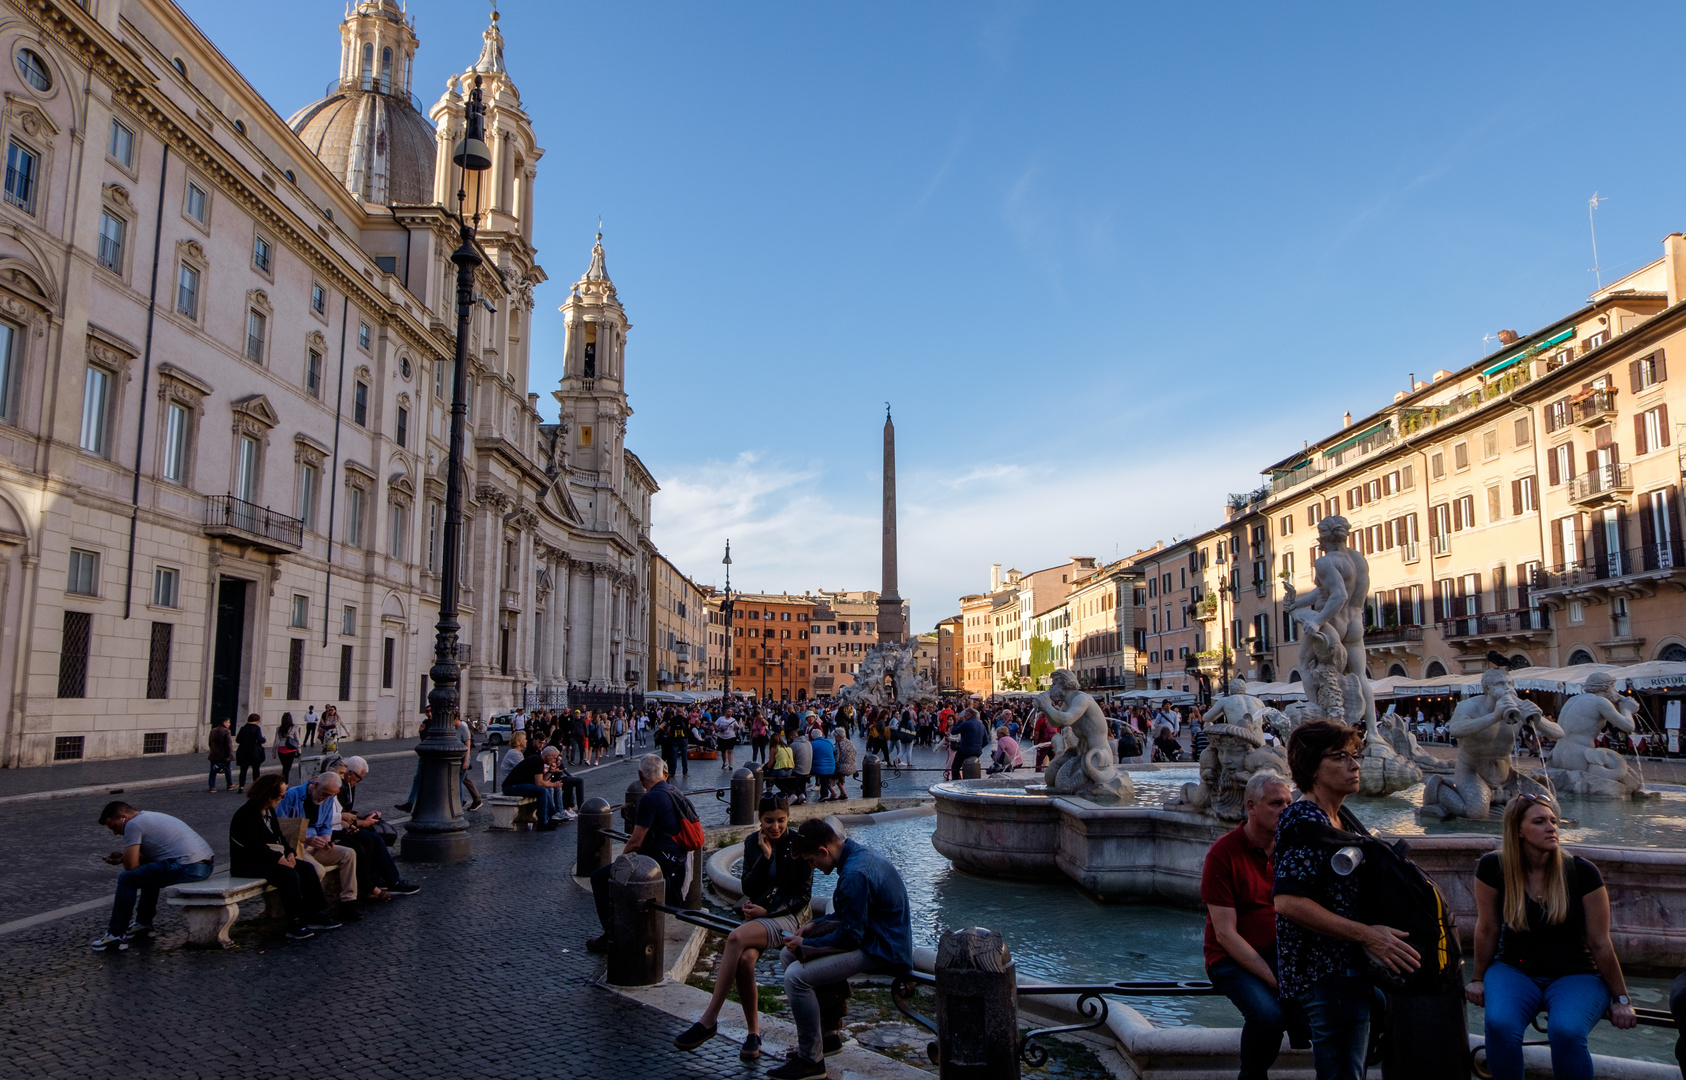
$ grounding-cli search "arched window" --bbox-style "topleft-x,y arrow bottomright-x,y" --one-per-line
1659,643 -> 1686,663
1288,669 -> 1302,683
1388,664 -> 1408,678
1259,664 -> 1275,683
381,47 -> 393,92
1425,660 -> 1448,678
15,48 -> 50,92
361,42 -> 374,86
1509,655 -> 1531,670
1567,649 -> 1596,666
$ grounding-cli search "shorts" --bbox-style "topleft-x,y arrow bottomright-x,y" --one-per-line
718,738 -> 737,750
754,912 -> 802,945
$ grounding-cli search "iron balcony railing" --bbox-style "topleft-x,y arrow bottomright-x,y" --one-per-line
1364,626 -> 1423,646
203,494 -> 303,550
1568,462 -> 1632,506
1533,543 -> 1685,590
1572,388 -> 1620,427
1438,608 -> 1551,640
325,77 -> 425,114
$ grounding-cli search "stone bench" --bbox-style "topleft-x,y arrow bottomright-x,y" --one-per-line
163,865 -> 340,949
486,794 -> 537,830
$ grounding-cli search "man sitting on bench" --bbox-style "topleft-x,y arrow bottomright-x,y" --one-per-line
92,801 -> 215,950
278,773 -> 360,917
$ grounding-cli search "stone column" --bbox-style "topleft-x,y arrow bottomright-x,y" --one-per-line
591,565 -> 611,685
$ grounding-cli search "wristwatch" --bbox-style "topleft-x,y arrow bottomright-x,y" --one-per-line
1615,995 -> 1631,1006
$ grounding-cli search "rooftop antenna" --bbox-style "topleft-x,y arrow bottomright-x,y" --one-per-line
1589,191 -> 1607,289
1481,331 -> 1495,355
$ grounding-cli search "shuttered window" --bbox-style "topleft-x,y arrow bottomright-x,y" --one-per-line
59,611 -> 90,698
287,638 -> 305,700
146,622 -> 172,699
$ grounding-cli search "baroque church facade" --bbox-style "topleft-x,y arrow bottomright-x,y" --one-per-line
0,0 -> 654,765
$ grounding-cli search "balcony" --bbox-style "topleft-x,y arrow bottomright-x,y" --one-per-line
676,647 -> 691,664
1568,463 -> 1631,508
1572,389 -> 1619,428
203,495 -> 302,553
1533,543 -> 1686,596
812,676 -> 835,690
1431,535 -> 1450,557
1247,636 -> 1270,657
1401,541 -> 1421,564
1364,626 -> 1423,647
1439,608 -> 1551,641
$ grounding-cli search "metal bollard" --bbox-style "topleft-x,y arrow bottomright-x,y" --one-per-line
730,767 -> 757,825
576,797 -> 614,877
622,778 -> 645,833
961,757 -> 982,780
748,761 -> 764,807
935,927 -> 1019,1079
861,755 -> 883,799
605,854 -> 667,986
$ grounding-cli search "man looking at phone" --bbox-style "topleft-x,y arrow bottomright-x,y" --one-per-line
278,772 -> 359,915
91,803 -> 214,950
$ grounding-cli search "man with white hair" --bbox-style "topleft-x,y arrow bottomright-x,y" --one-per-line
502,746 -> 574,829
328,756 -> 419,898
1201,771 -> 1300,1080
278,772 -> 360,914
586,754 -> 692,953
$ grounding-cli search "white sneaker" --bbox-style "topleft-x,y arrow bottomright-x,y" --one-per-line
89,932 -> 129,951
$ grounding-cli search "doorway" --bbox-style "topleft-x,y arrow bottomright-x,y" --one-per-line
210,577 -> 249,725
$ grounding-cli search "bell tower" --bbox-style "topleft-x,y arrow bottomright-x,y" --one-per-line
554,234 -> 631,529
338,0 -> 419,98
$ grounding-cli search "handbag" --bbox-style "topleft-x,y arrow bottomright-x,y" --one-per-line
367,819 -> 399,848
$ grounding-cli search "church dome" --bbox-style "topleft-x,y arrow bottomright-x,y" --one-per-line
288,89 -> 436,205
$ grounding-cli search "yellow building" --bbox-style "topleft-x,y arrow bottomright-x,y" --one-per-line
648,556 -> 707,692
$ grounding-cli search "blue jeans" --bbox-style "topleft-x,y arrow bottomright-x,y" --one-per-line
1209,945 -> 1297,1080
109,858 -> 213,934
1296,971 -> 1371,1080
208,762 -> 232,790
502,783 -> 559,823
1483,961 -> 1609,1080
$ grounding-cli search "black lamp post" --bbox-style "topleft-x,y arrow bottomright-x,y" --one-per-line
721,541 -> 733,708
402,76 -> 491,864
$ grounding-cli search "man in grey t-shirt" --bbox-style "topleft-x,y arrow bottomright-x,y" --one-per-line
93,802 -> 214,950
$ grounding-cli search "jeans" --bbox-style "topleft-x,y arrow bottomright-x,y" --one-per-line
664,740 -> 688,778
556,776 -> 585,810
502,783 -> 559,824
781,949 -> 898,1061
1297,971 -> 1371,1080
208,762 -> 232,790
1209,945 -> 1297,1080
334,829 -> 399,892
278,753 -> 298,784
109,857 -> 213,934
1483,961 -> 1609,1080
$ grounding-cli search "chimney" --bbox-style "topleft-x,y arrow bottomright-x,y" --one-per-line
1497,329 -> 1519,345
1342,411 -> 1352,428
990,564 -> 1001,593
1666,235 -> 1686,306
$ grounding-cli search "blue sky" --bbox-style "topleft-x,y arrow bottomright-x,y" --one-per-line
182,1 -> 1686,629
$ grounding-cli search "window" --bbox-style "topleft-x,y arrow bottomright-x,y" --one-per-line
146,622 -> 171,699
0,321 -> 16,421
1514,415 -> 1532,447
1547,443 -> 1575,486
5,140 -> 38,212
235,436 -> 260,503
1453,494 -> 1474,531
290,594 -> 309,628
15,48 -> 50,92
353,381 -> 368,425
80,366 -> 110,455
184,182 -> 207,224
311,282 -> 327,315
108,118 -> 136,168
58,611 -> 89,698
395,405 -> 408,448
399,356 -> 412,380
1401,463 -> 1414,489
1430,452 -> 1444,479
142,733 -> 168,755
287,638 -> 304,700
244,309 -> 266,363
375,255 -> 397,274
161,402 -> 188,483
426,501 -> 440,571
341,605 -> 357,636
1636,406 -> 1671,455
151,566 -> 178,608
388,503 -> 407,560
67,548 -> 98,595
1453,442 -> 1469,470
1632,352 -> 1667,392
358,321 -> 370,350
1546,398 -> 1570,432
1482,430 -> 1498,460
296,462 -> 318,529
338,644 -> 353,700
382,637 -> 395,689
1281,551 -> 1295,577
1487,485 -> 1502,523
1512,475 -> 1537,515
53,735 -> 84,760
176,263 -> 199,318
97,211 -> 125,272
251,235 -> 271,274
305,350 -> 322,398
346,485 -> 365,545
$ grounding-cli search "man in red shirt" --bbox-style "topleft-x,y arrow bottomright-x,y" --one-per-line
1202,770 -> 1295,1080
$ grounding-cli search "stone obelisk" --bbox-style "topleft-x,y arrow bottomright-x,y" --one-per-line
877,406 -> 907,643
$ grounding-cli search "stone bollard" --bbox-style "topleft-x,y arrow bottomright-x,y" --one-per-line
960,757 -> 982,781
935,927 -> 1019,1079
861,755 -> 883,799
730,767 -> 757,825
748,761 -> 764,807
605,854 -> 667,986
621,778 -> 645,833
576,797 -> 615,878
685,847 -> 705,910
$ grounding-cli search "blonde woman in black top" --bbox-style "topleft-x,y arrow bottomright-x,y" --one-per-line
1466,793 -> 1634,1080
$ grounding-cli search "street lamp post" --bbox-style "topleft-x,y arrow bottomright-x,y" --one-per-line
402,77 -> 492,864
721,541 -> 733,709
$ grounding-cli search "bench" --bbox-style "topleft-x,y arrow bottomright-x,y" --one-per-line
163,865 -> 340,949
486,794 -> 537,830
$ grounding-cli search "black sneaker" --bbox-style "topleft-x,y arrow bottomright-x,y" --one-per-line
394,802 -> 413,812
387,880 -> 421,896
672,1021 -> 717,1051
740,1033 -> 762,1061
823,1032 -> 844,1054
124,924 -> 152,940
285,926 -> 315,942
334,906 -> 363,923
465,799 -> 485,812
767,1055 -> 826,1080
585,934 -> 613,954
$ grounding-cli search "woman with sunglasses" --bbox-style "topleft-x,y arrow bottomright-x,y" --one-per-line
1273,719 -> 1419,1080
673,793 -> 812,1061
1466,793 -> 1634,1080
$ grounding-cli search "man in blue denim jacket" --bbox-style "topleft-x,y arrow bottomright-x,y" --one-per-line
277,772 -> 360,912
770,819 -> 911,1080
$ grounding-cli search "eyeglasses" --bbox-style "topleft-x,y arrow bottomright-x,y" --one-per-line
1515,792 -> 1555,809
1322,751 -> 1361,766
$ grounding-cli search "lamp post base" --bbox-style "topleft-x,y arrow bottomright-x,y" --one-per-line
399,738 -> 472,864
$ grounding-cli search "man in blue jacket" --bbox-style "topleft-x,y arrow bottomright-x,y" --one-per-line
949,707 -> 988,778
770,819 -> 912,1080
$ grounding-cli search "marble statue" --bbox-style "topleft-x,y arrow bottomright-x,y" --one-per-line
1167,678 -> 1289,821
1033,669 -> 1130,798
1375,706 -> 1453,775
836,640 -> 936,708
1282,514 -> 1419,794
1419,667 -> 1551,820
1546,672 -> 1645,799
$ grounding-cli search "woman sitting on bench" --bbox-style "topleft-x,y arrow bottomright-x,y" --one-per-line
230,775 -> 338,942
672,794 -> 812,1062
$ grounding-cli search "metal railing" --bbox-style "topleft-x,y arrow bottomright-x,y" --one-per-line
1364,626 -> 1423,646
1568,462 -> 1631,505
1533,543 -> 1685,590
325,76 -> 425,114
203,494 -> 303,549
1438,608 -> 1550,640
1571,388 -> 1619,426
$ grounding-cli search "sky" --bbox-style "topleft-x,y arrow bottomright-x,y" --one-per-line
180,1 -> 1686,631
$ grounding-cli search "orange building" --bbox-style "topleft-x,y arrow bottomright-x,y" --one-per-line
729,593 -> 818,702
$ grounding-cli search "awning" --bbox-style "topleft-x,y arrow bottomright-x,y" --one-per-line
1483,327 -> 1576,378
1321,421 -> 1389,458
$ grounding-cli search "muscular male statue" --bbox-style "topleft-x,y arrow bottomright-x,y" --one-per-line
1282,515 -> 1376,739
1033,668 -> 1129,798
1547,672 -> 1643,798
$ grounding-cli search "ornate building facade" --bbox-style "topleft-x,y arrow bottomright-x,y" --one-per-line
0,0 -> 652,765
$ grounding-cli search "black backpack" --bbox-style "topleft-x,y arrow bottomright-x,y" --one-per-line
1330,807 -> 1463,996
